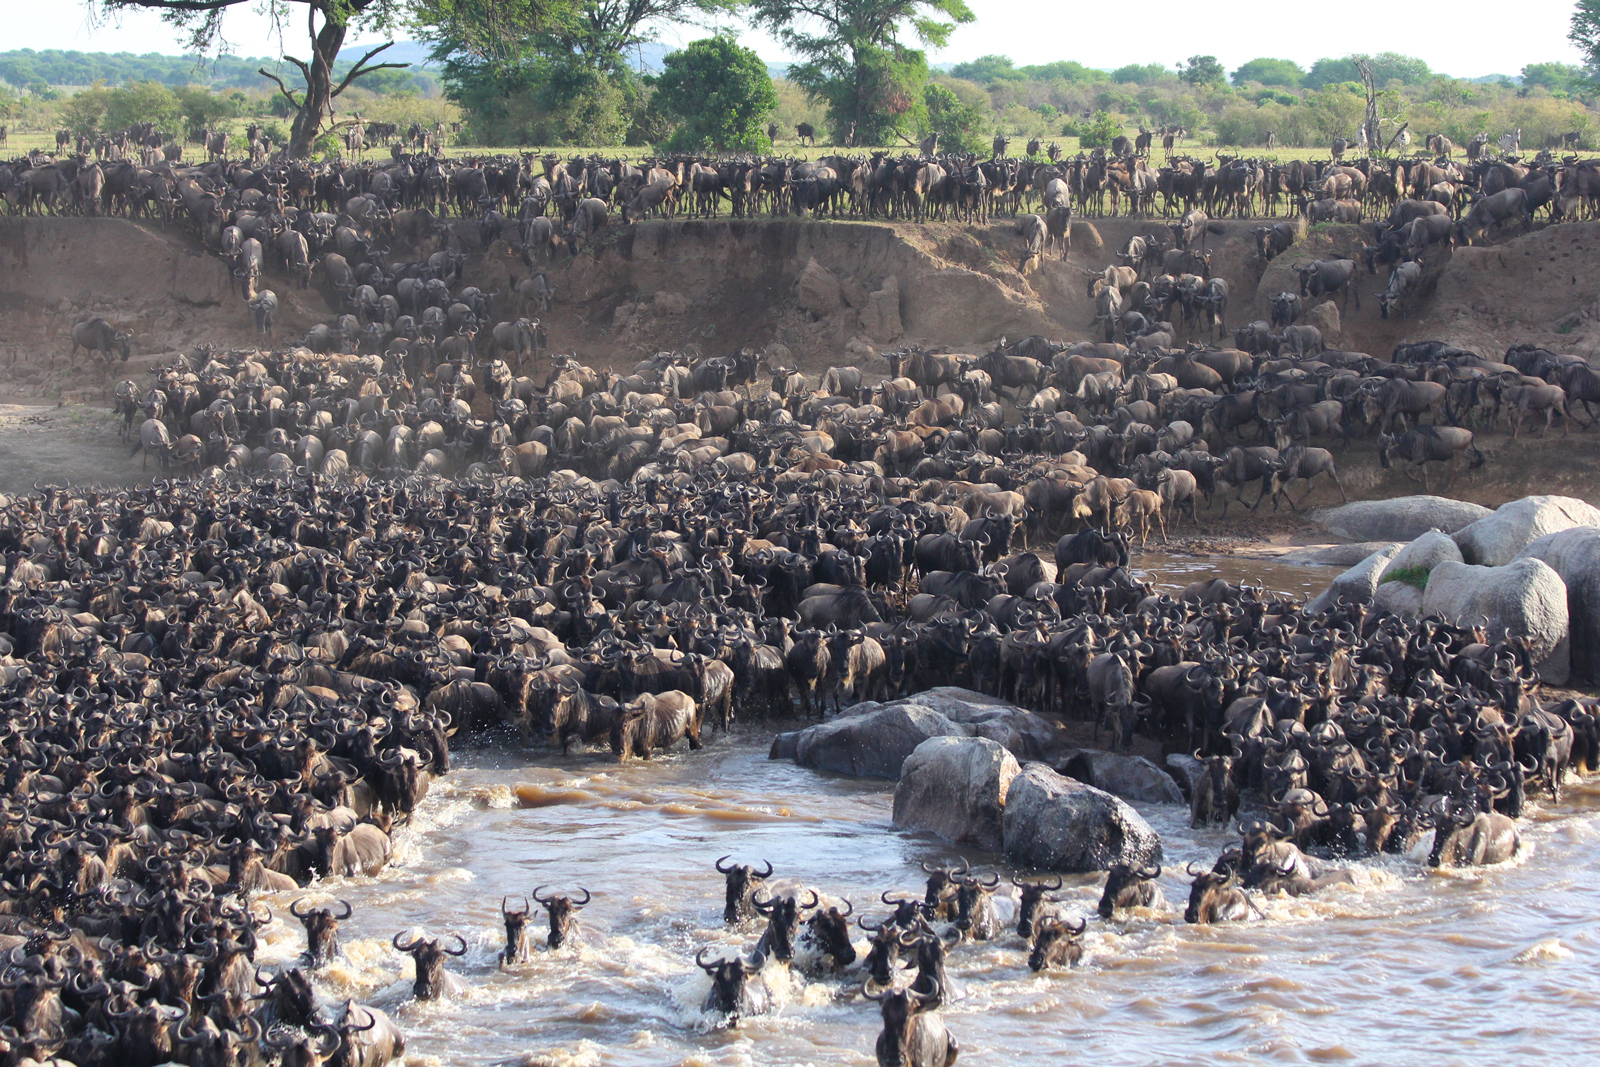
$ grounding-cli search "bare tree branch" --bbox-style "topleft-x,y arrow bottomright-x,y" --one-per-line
258,68 -> 303,107
329,41 -> 409,99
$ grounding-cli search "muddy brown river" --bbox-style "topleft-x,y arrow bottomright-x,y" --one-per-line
244,554 -> 1597,1065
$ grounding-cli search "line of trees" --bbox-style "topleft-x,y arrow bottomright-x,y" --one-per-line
35,2 -> 1600,156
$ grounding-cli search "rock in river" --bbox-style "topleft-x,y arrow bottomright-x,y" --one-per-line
1002,763 -> 1163,873
893,736 -> 1019,852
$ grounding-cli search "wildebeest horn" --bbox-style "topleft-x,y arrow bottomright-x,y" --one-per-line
715,855 -> 735,873
502,895 -> 530,916
392,931 -> 419,952
756,859 -> 773,878
861,980 -> 890,1002
444,934 -> 469,956
695,947 -> 722,972
1186,862 -> 1205,877
801,890 -> 819,910
572,888 -> 591,907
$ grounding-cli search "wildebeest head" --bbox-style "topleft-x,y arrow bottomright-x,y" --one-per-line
392,931 -> 467,1000
290,897 -> 352,966
696,946 -> 767,1023
533,885 -> 590,949
752,888 -> 814,961
878,891 -> 934,929
1184,864 -> 1243,924
1293,263 -> 1316,296
952,872 -> 1000,940
715,855 -> 773,923
501,895 -> 532,965
1028,915 -> 1087,971
1012,874 -> 1063,937
904,924 -> 959,1007
1097,863 -> 1162,919
804,900 -> 857,967
921,858 -> 967,918
861,921 -> 906,986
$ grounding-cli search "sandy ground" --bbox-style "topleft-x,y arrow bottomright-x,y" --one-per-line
0,404 -> 151,495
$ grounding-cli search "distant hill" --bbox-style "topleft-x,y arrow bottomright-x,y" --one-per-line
0,48 -> 277,90
336,40 -> 439,70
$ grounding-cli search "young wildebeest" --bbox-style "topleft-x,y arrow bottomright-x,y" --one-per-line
501,896 -> 533,964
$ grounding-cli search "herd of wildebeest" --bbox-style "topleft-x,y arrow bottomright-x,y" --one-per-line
3,312 -> 1598,1065
7,122 -> 1600,1067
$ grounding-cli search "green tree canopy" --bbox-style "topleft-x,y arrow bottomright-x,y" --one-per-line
920,77 -> 987,151
1111,63 -> 1167,85
1305,52 -> 1430,90
1231,57 -> 1304,88
1522,60 -> 1588,93
1178,55 -> 1225,88
949,54 -> 1021,83
655,35 -> 777,151
745,0 -> 974,144
1573,0 -> 1600,75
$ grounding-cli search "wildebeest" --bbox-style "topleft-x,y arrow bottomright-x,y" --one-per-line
698,947 -> 771,1024
610,691 -> 701,759
1027,916 -> 1087,971
392,930 -> 469,999
1293,258 -> 1360,310
1377,426 -> 1485,491
1426,805 -> 1520,866
291,897 -> 352,966
864,982 -> 959,1067
532,885 -> 590,948
1184,864 -> 1254,924
717,855 -> 774,923
1097,864 -> 1165,918
71,317 -> 131,362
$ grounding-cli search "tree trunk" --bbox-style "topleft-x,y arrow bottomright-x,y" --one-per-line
288,14 -> 348,158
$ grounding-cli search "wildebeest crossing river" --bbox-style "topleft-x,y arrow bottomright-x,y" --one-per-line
248,734 -> 1599,1066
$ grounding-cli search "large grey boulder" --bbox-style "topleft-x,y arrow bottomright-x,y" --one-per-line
1381,529 -> 1463,580
1454,496 -> 1600,567
1372,579 -> 1424,619
781,704 -> 964,779
1307,544 -> 1400,614
1165,754 -> 1204,803
1276,542 -> 1401,567
893,736 -> 1020,852
1058,750 -> 1185,805
1422,558 -> 1571,685
771,688 -> 1066,778
1002,763 -> 1164,873
1313,497 -> 1492,542
1517,526 -> 1600,683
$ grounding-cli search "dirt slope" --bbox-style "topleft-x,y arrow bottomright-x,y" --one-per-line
5,212 -> 1598,400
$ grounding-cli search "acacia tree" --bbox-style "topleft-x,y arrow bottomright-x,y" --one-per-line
745,0 -> 974,144
1573,0 -> 1600,77
95,0 -> 410,157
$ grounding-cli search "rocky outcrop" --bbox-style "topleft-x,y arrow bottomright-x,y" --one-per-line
858,275 -> 903,343
1372,579 -> 1424,618
1517,526 -> 1600,683
795,258 -> 842,315
893,737 -> 1019,851
1453,496 -> 1600,567
1311,497 -> 1492,542
1307,544 -> 1400,613
1002,764 -> 1163,873
1422,558 -> 1571,684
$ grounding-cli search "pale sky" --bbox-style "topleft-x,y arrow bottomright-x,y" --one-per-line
0,0 -> 1587,79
